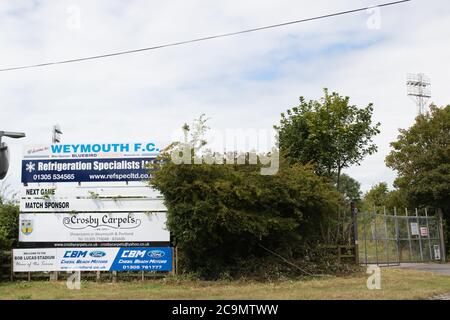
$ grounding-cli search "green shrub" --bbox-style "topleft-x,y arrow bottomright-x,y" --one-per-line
151,157 -> 341,279
0,199 -> 19,250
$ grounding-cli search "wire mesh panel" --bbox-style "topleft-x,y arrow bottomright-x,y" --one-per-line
357,208 -> 443,265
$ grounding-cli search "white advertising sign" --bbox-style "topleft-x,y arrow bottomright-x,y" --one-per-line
12,248 -> 57,272
13,247 -> 172,272
19,212 -> 169,244
20,198 -> 166,213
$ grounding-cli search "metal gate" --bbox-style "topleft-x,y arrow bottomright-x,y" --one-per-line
357,208 -> 446,266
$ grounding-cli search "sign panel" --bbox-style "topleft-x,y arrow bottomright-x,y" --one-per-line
23,143 -> 160,160
434,245 -> 441,260
21,158 -> 157,183
13,247 -> 172,272
20,198 -> 166,213
420,227 -> 429,237
19,212 -> 169,245
20,185 -> 163,199
410,222 -> 419,236
12,248 -> 57,272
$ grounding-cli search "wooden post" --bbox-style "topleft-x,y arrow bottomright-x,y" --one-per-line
10,251 -> 14,282
50,271 -> 58,281
112,271 -> 117,283
141,270 -> 144,281
96,271 -> 101,282
27,272 -> 31,282
437,208 -> 447,263
171,247 -> 175,276
175,247 -> 178,275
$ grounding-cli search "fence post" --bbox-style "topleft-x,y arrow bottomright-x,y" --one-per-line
175,246 -> 178,275
405,208 -> 413,262
425,208 -> 433,260
416,208 -> 424,261
10,250 -> 14,282
437,208 -> 447,263
350,202 -> 359,265
394,207 -> 401,263
363,212 -> 368,265
373,206 -> 379,265
171,247 -> 176,276
50,271 -> 58,281
383,207 -> 391,266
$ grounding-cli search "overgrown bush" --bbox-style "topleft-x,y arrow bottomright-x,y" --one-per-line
150,155 -> 342,279
0,198 -> 19,251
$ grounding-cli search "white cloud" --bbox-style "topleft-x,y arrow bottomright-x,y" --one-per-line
1,0 -> 449,194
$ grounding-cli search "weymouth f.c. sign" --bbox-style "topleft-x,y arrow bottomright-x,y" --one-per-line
21,143 -> 160,183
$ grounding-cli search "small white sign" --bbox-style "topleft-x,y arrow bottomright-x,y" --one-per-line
410,222 -> 419,236
434,245 -> 441,260
12,248 -> 57,272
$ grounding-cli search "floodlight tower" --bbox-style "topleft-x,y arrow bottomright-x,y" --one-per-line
406,73 -> 431,115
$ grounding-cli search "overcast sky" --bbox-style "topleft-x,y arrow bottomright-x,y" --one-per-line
1,0 -> 449,195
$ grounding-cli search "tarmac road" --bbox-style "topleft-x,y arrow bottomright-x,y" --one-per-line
394,263 -> 450,276
392,263 -> 450,300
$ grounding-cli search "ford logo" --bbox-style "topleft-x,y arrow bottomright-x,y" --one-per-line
89,251 -> 106,258
148,250 -> 165,258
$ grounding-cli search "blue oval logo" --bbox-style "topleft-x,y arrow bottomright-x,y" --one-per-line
89,251 -> 106,258
148,250 -> 165,258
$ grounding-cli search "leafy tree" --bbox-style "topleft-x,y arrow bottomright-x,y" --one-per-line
360,183 -> 409,213
385,105 -> 450,212
333,173 -> 362,203
0,197 -> 19,250
386,105 -> 450,252
276,89 -> 380,191
362,182 -> 389,212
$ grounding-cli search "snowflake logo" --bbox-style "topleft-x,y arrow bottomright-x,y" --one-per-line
25,162 -> 36,173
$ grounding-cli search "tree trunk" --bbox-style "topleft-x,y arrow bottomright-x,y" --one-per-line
336,166 -> 342,193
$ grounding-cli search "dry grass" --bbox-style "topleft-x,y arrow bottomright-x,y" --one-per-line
1,268 -> 449,300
